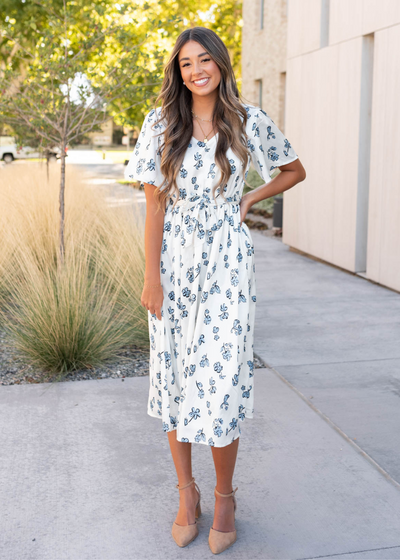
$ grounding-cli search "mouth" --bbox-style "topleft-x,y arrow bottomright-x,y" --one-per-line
192,77 -> 210,87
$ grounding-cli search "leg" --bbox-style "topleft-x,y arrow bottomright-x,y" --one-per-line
167,429 -> 200,526
210,436 -> 239,532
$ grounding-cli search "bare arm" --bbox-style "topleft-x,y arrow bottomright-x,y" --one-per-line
141,183 -> 165,320
143,183 -> 165,282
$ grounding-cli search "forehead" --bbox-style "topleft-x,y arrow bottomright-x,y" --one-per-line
178,40 -> 208,61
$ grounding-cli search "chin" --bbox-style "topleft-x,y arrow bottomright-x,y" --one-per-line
193,86 -> 217,96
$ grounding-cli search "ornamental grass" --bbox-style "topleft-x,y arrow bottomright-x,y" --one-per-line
0,163 -> 148,377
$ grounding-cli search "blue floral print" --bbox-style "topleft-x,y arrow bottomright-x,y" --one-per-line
125,103 -> 299,447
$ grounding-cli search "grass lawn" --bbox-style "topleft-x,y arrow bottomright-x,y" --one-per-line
95,150 -> 132,163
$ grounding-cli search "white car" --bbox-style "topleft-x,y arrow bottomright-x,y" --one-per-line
0,136 -> 18,163
0,136 -> 63,163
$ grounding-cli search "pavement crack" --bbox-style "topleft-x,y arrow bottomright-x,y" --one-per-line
269,366 -> 400,491
296,544 -> 400,560
266,357 -> 400,368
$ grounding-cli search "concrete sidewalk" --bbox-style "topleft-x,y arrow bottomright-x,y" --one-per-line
253,232 -> 400,485
1,232 -> 400,560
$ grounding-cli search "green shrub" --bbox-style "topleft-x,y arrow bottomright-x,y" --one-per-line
244,164 -> 278,213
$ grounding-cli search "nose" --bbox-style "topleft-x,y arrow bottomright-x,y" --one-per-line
192,60 -> 203,77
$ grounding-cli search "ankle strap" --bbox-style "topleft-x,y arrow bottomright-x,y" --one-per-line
176,477 -> 195,490
215,486 -> 238,498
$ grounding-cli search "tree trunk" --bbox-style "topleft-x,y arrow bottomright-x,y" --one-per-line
59,142 -> 66,264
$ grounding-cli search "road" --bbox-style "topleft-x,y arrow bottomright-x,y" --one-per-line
66,149 -> 146,219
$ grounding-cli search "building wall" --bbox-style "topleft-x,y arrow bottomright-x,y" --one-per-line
87,119 -> 114,146
242,0 -> 400,291
366,22 -> 400,289
242,0 -> 289,129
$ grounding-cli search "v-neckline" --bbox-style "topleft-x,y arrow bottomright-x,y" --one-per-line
191,132 -> 219,145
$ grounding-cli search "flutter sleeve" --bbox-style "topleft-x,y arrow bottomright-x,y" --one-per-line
124,108 -> 166,188
248,107 -> 299,183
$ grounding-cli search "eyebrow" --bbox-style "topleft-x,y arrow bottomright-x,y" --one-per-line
179,52 -> 209,62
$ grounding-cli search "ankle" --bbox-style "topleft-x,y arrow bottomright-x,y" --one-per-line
216,487 -> 233,494
176,477 -> 195,490
215,485 -> 235,497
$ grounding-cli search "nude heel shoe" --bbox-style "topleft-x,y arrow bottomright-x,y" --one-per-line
171,477 -> 201,547
208,486 -> 238,554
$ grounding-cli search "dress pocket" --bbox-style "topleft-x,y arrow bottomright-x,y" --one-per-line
240,221 -> 255,253
240,219 -> 250,236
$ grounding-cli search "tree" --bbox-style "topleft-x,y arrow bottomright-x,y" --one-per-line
109,0 -> 243,128
1,0 -> 243,130
0,0 -> 170,263
0,0 -> 243,260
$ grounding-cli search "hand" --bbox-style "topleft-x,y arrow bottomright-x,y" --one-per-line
239,193 -> 253,226
141,283 -> 164,321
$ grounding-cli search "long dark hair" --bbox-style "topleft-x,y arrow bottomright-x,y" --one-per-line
152,26 -> 249,211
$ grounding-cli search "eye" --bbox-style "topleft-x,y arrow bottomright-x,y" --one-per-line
181,57 -> 211,67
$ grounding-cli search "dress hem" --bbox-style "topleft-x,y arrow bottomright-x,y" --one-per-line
146,408 -> 254,447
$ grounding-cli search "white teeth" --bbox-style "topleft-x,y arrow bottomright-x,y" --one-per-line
193,78 -> 209,85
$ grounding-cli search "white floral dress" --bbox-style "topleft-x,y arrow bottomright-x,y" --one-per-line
125,104 -> 298,447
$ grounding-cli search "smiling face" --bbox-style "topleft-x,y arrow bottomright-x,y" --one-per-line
178,40 -> 221,98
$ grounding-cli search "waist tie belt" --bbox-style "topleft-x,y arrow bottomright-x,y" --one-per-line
168,197 -> 241,250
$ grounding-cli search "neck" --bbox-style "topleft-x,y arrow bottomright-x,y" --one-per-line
191,90 -> 218,118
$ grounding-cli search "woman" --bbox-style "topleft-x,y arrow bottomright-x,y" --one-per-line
125,26 -> 306,554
